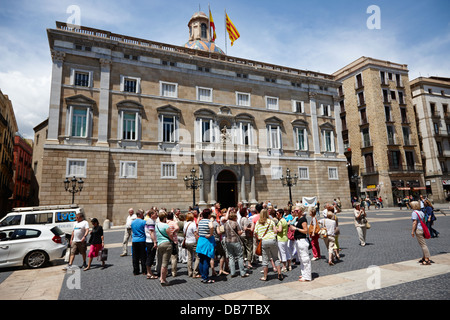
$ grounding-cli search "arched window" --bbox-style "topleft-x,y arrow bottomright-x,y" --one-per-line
201,23 -> 207,39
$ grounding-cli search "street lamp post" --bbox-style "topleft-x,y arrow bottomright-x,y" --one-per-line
183,168 -> 203,208
64,176 -> 84,204
280,168 -> 298,205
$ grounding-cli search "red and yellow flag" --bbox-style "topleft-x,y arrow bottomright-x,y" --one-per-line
225,13 -> 240,46
209,9 -> 217,42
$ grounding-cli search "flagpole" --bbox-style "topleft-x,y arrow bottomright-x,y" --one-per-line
224,9 -> 227,55
208,3 -> 211,53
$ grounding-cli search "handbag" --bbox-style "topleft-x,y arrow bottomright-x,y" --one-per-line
415,210 -> 431,239
100,248 -> 108,261
318,220 -> 328,239
308,217 -> 320,236
157,224 -> 178,255
255,223 -> 270,256
287,217 -> 296,240
365,221 -> 371,229
182,222 -> 191,249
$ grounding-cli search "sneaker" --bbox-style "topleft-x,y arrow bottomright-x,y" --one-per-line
120,253 -> 127,257
62,264 -> 72,271
311,257 -> 319,261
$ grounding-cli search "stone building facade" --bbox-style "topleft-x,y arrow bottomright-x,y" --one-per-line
41,13 -> 351,224
0,90 -> 18,216
411,76 -> 450,202
333,57 -> 425,207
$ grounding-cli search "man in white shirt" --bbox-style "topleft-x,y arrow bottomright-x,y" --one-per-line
64,213 -> 90,270
121,208 -> 137,256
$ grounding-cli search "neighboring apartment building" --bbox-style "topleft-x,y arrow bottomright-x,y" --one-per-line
411,76 -> 450,202
31,118 -> 48,203
11,133 -> 35,208
41,12 -> 351,225
0,90 -> 18,216
333,57 -> 425,207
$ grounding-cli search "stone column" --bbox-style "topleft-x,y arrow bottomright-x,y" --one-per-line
47,50 -> 65,143
210,165 -> 216,205
249,165 -> 257,204
97,58 -> 111,147
333,100 -> 344,156
309,92 -> 321,154
240,165 -> 247,204
198,164 -> 207,207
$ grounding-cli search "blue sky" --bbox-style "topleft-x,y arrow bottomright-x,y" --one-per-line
0,0 -> 449,138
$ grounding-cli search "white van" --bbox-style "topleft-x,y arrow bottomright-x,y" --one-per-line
0,204 -> 84,236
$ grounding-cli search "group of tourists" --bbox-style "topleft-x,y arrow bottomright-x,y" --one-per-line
62,192 -> 442,286
119,199 -> 371,286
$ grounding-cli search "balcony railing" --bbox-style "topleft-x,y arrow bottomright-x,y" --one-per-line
361,166 -> 379,175
388,165 -> 423,173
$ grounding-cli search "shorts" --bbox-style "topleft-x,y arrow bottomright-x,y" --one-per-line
88,244 -> 103,258
70,241 -> 87,256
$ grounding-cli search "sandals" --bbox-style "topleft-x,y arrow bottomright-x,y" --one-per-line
259,277 -> 267,281
147,275 -> 158,279
201,279 -> 215,284
278,274 -> 284,281
421,260 -> 431,265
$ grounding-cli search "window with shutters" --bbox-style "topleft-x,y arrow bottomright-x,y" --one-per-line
161,163 -> 177,179
120,161 -> 137,179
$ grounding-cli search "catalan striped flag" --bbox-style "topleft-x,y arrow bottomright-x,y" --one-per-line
209,8 -> 217,42
225,12 -> 240,46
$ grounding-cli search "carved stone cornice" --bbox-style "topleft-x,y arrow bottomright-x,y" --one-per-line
51,50 -> 66,62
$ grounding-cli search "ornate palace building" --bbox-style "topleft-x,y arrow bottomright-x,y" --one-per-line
40,12 -> 350,224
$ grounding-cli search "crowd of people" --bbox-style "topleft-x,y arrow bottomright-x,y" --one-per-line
117,199 -> 368,286
62,193 -> 441,286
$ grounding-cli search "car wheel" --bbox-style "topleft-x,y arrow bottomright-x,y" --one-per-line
24,250 -> 49,268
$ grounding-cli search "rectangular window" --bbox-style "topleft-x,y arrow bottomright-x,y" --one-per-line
322,104 -> 331,116
328,167 -> 338,180
120,161 -> 137,179
323,131 -> 333,152
387,126 -> 396,144
66,159 -> 87,178
241,123 -> 251,145
268,125 -> 281,149
123,112 -> 137,140
161,82 -> 178,98
162,116 -> 176,143
385,106 -> 391,122
236,92 -> 250,106
71,108 -> 88,137
293,100 -> 304,113
202,120 -> 211,143
161,163 -> 177,179
297,128 -> 308,151
266,96 -> 279,110
123,78 -> 137,93
197,87 -> 213,102
298,167 -> 309,180
356,73 -> 363,88
74,71 -> 90,87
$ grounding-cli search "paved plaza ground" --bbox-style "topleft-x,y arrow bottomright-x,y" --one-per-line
1,205 -> 449,306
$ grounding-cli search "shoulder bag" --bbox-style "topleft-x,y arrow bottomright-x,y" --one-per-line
415,210 -> 431,239
318,219 -> 328,239
255,222 -> 270,256
308,217 -> 320,236
157,224 -> 178,255
181,222 -> 191,249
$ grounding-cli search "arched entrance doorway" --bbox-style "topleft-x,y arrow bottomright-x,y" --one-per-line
217,170 -> 237,209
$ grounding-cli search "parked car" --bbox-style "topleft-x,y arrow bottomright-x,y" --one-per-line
0,225 -> 68,269
0,204 -> 84,236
